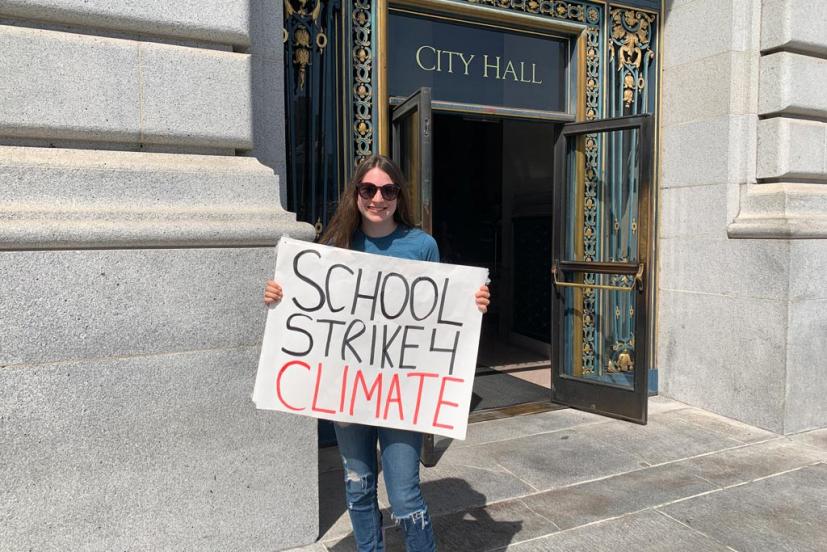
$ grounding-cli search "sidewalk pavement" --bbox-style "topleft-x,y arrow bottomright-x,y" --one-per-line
289,397 -> 827,551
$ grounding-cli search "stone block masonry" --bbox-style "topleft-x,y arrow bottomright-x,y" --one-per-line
0,1 -> 319,550
658,0 -> 827,435
0,25 -> 253,150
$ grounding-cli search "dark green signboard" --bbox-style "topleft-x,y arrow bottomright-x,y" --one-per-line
388,10 -> 568,113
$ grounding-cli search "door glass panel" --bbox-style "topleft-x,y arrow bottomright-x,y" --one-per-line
564,128 -> 641,263
560,127 -> 641,390
560,277 -> 637,389
395,110 -> 422,227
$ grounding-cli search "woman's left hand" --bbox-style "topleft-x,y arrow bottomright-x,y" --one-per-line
475,284 -> 491,313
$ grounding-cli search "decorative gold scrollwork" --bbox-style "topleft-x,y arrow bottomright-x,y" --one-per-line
608,343 -> 634,372
609,8 -> 655,108
351,0 -> 374,162
465,0 -> 586,20
284,0 -> 325,90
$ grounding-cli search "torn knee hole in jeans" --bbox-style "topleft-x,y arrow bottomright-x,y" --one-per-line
344,467 -> 370,495
392,509 -> 430,530
345,469 -> 364,483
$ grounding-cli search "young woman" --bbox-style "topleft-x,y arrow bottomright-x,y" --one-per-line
264,154 -> 490,551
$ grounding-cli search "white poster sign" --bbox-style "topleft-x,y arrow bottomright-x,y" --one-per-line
253,237 -> 488,440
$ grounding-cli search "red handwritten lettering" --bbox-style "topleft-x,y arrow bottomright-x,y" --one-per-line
276,360 -> 310,411
339,365 -> 349,412
433,376 -> 464,430
383,373 -> 404,420
311,362 -> 336,414
406,372 -> 439,425
350,369 -> 383,418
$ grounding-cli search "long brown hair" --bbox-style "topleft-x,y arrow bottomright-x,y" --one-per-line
320,154 -> 416,248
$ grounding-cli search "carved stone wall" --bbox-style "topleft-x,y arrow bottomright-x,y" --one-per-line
0,1 -> 318,549
658,0 -> 827,434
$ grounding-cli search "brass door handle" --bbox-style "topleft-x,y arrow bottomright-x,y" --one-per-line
552,262 -> 644,292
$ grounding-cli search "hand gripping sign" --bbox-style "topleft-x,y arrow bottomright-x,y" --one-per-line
253,237 -> 488,440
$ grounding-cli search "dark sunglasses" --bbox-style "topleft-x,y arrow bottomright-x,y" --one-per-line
357,182 -> 401,201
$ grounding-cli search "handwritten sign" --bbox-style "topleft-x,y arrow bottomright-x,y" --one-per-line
253,237 -> 489,440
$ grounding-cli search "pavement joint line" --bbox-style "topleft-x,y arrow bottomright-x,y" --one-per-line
494,462 -> 540,493
662,411 -> 777,446
321,435 -> 802,537
784,435 -> 827,458
486,506 -> 662,551
645,465 -> 821,511
515,497 -> 560,532
451,462 -> 515,478
642,435 -> 785,470
455,418 -> 615,450
0,343 -> 259,370
316,458 -> 826,548
658,286 -> 786,302
316,422 -> 817,546
719,461 -> 823,489
692,474 -> 724,489
427,437 -> 800,519
488,460 -> 827,541
446,401 -> 719,452
653,509 -> 743,552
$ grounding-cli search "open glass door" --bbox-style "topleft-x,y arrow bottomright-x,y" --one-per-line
391,87 -> 433,232
390,88 -> 438,464
551,114 -> 653,424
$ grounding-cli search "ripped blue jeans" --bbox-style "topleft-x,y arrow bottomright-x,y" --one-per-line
334,423 -> 435,552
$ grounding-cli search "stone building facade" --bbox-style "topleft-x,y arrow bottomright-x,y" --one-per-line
0,1 -> 318,550
658,0 -> 827,435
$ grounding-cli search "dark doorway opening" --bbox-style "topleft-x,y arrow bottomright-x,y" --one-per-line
431,113 -> 558,414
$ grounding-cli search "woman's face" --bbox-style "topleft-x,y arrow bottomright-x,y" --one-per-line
357,166 -> 398,229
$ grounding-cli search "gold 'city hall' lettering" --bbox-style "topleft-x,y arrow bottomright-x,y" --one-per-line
416,45 -> 474,75
482,55 -> 543,84
415,45 -> 543,84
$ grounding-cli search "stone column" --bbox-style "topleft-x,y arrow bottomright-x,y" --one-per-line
658,0 -> 827,434
0,1 -> 319,549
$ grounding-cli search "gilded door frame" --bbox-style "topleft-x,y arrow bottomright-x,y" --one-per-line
342,0 -> 661,391
375,0 -> 587,155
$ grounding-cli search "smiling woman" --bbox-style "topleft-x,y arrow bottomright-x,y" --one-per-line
318,155 -> 418,250
356,167 -> 400,234
263,154 -> 490,552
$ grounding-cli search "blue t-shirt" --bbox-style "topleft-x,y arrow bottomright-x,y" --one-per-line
352,226 -> 440,263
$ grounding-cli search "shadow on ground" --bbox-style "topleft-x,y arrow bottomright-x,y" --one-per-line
324,478 -> 522,551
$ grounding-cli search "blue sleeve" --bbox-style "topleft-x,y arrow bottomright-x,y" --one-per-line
422,234 -> 440,263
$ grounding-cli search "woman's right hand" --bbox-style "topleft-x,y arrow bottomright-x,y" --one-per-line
263,280 -> 283,305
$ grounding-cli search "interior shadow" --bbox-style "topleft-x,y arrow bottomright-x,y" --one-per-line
318,445 -> 348,539
326,478 -> 524,551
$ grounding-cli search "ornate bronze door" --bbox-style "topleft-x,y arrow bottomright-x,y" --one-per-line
551,114 -> 654,424
390,87 -> 438,464
391,87 -> 433,233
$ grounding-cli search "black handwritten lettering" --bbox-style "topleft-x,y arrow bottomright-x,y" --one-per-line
430,328 -> 460,375
437,278 -> 463,327
381,325 -> 402,368
342,319 -> 367,362
351,268 -> 382,321
282,313 -> 314,356
399,325 -> 424,369
410,276 -> 439,321
325,263 -> 354,312
317,318 -> 346,356
292,249 -> 325,312
380,272 -> 410,320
